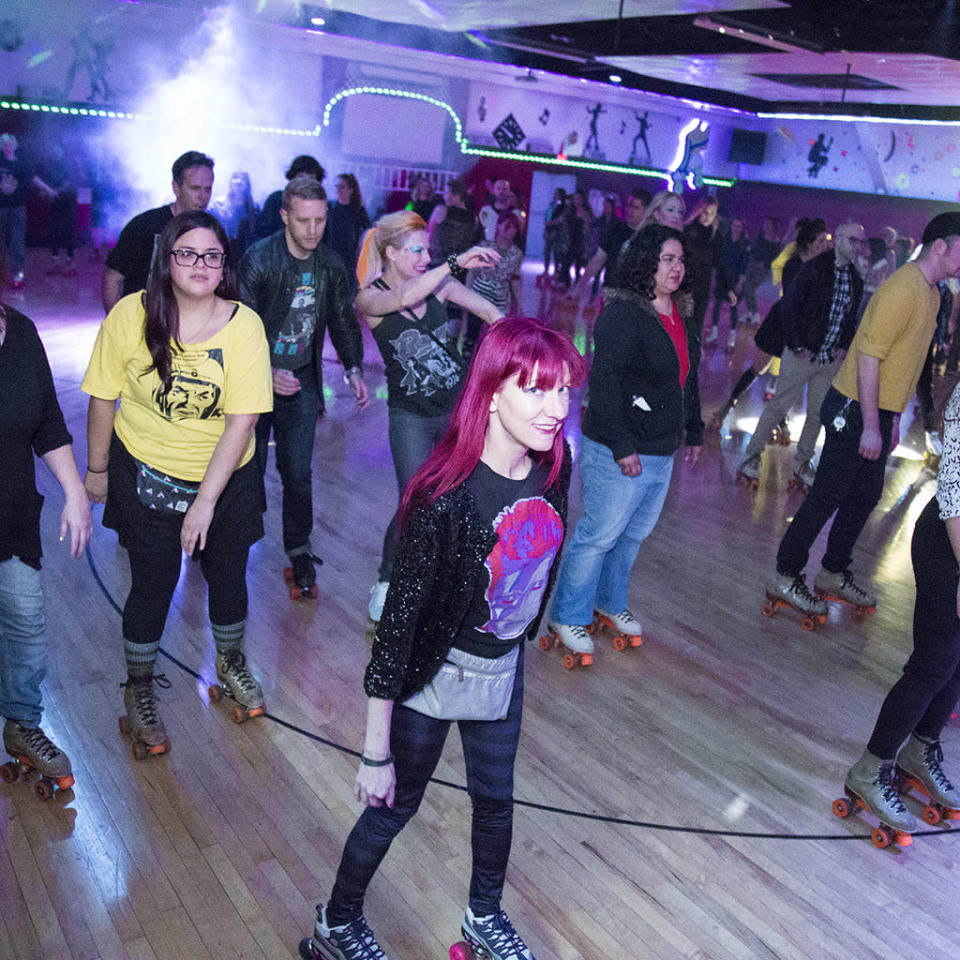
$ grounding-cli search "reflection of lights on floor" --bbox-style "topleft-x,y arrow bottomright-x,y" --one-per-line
890,444 -> 926,461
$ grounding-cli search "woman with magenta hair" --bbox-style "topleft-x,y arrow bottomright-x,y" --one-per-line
546,224 -> 703,663
354,211 -> 503,624
299,318 -> 585,960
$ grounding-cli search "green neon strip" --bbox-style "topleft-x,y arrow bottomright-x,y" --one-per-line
322,86 -> 734,185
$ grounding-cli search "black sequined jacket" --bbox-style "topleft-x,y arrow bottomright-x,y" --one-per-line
363,449 -> 572,702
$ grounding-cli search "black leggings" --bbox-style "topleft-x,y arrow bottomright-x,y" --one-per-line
867,497 -> 960,758
123,542 -> 249,646
327,653 -> 524,924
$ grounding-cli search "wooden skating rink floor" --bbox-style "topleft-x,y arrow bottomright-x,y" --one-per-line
4,251 -> 958,960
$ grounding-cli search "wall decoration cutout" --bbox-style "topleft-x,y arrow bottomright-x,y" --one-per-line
807,133 -> 832,177
631,110 -> 651,164
671,119 -> 709,192
584,102 -> 607,157
493,112 -> 525,150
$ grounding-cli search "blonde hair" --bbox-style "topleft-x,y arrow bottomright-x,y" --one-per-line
356,210 -> 427,288
636,190 -> 686,232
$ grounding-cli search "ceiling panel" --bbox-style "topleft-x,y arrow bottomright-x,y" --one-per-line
321,0 -> 787,32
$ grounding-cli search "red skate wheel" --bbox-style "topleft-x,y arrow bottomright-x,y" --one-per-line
801,616 -> 816,631
449,943 -> 474,960
851,606 -> 865,623
832,797 -> 853,818
612,634 -> 627,651
132,740 -> 148,762
923,805 -> 943,826
306,583 -> 318,600
538,635 -> 551,651
230,706 -> 247,724
208,684 -> 223,703
562,652 -> 577,670
288,583 -> 301,601
761,602 -> 775,618
283,566 -> 294,584
118,715 -> 130,735
34,777 -> 54,801
56,774 -> 75,791
0,760 -> 19,783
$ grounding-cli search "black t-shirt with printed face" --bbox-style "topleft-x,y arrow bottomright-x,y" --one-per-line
454,459 -> 563,659
106,205 -> 174,296
270,252 -> 317,370
371,293 -> 464,417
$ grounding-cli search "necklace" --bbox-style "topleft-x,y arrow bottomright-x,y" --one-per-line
180,298 -> 219,343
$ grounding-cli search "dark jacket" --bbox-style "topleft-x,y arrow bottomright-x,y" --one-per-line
364,450 -> 571,702
781,249 -> 863,354
237,231 -> 363,404
582,289 -> 704,460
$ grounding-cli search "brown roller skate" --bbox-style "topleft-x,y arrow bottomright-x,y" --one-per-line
1,720 -> 74,799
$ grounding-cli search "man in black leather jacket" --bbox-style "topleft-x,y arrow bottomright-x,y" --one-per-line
238,175 -> 367,593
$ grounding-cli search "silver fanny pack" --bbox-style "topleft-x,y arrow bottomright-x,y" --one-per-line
402,645 -> 518,721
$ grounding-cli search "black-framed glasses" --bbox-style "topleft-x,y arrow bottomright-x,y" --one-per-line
171,249 -> 225,268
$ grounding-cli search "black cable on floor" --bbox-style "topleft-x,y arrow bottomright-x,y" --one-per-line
85,546 -> 957,842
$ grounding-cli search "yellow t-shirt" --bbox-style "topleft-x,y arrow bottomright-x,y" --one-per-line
82,293 -> 273,481
832,262 -> 939,413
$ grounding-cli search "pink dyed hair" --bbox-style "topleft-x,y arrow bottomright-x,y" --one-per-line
400,317 -> 585,525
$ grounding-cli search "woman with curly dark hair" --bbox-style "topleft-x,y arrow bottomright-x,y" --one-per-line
545,224 -> 704,662
82,210 -> 273,758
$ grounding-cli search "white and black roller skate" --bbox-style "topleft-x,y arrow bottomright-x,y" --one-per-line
458,906 -> 535,960
299,904 -> 389,960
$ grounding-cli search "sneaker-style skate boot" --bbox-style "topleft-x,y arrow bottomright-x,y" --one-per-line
813,568 -> 877,622
834,750 -> 917,848
368,580 -> 389,625
460,906 -> 535,960
593,607 -> 643,650
540,621 -> 593,669
1,720 -> 74,799
299,904 -> 388,960
209,650 -> 266,723
762,572 -> 827,630
735,453 -> 761,489
788,459 -> 816,494
284,552 -> 323,600
896,734 -> 960,824
703,326 -> 718,347
119,674 -> 172,760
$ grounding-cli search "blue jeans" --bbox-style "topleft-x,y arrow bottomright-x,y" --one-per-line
327,650 -> 524,924
0,557 -> 46,726
550,435 -> 674,625
377,406 -> 450,581
255,364 -> 320,555
0,206 -> 27,276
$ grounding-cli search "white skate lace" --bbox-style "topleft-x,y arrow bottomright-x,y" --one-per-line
123,674 -> 171,726
470,910 -> 530,959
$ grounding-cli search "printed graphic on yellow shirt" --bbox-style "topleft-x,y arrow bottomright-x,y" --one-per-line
152,347 -> 224,421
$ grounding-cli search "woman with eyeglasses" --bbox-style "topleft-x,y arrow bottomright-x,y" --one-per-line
82,210 -> 273,758
354,211 -> 503,624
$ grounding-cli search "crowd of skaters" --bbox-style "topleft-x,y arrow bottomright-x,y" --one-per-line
3,142 -> 960,958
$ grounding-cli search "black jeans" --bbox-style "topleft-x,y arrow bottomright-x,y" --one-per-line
867,497 -> 960,758
326,650 -> 524,924
777,388 -> 893,576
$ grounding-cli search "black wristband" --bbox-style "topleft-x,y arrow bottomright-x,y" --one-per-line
447,252 -> 460,273
360,754 -> 394,767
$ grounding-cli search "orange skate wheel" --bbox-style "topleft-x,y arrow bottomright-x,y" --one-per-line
895,831 -> 913,847
246,705 -> 266,719
283,566 -> 294,584
56,774 -> 75,791
34,777 -> 54,801
0,760 -> 20,783
562,652 -> 577,670
801,615 -> 816,631
612,634 -> 627,651
866,606 -> 876,616
118,715 -> 130,736
761,602 -> 776,618
923,805 -> 943,826
871,826 -> 893,849
851,606 -> 866,623
832,797 -> 853,818
208,684 -> 223,703
538,634 -> 551,651
630,635 -> 643,647
944,807 -> 960,820
288,583 -> 301,601
230,705 -> 247,724
132,740 -> 148,762
152,738 -> 171,757
580,653 -> 593,666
